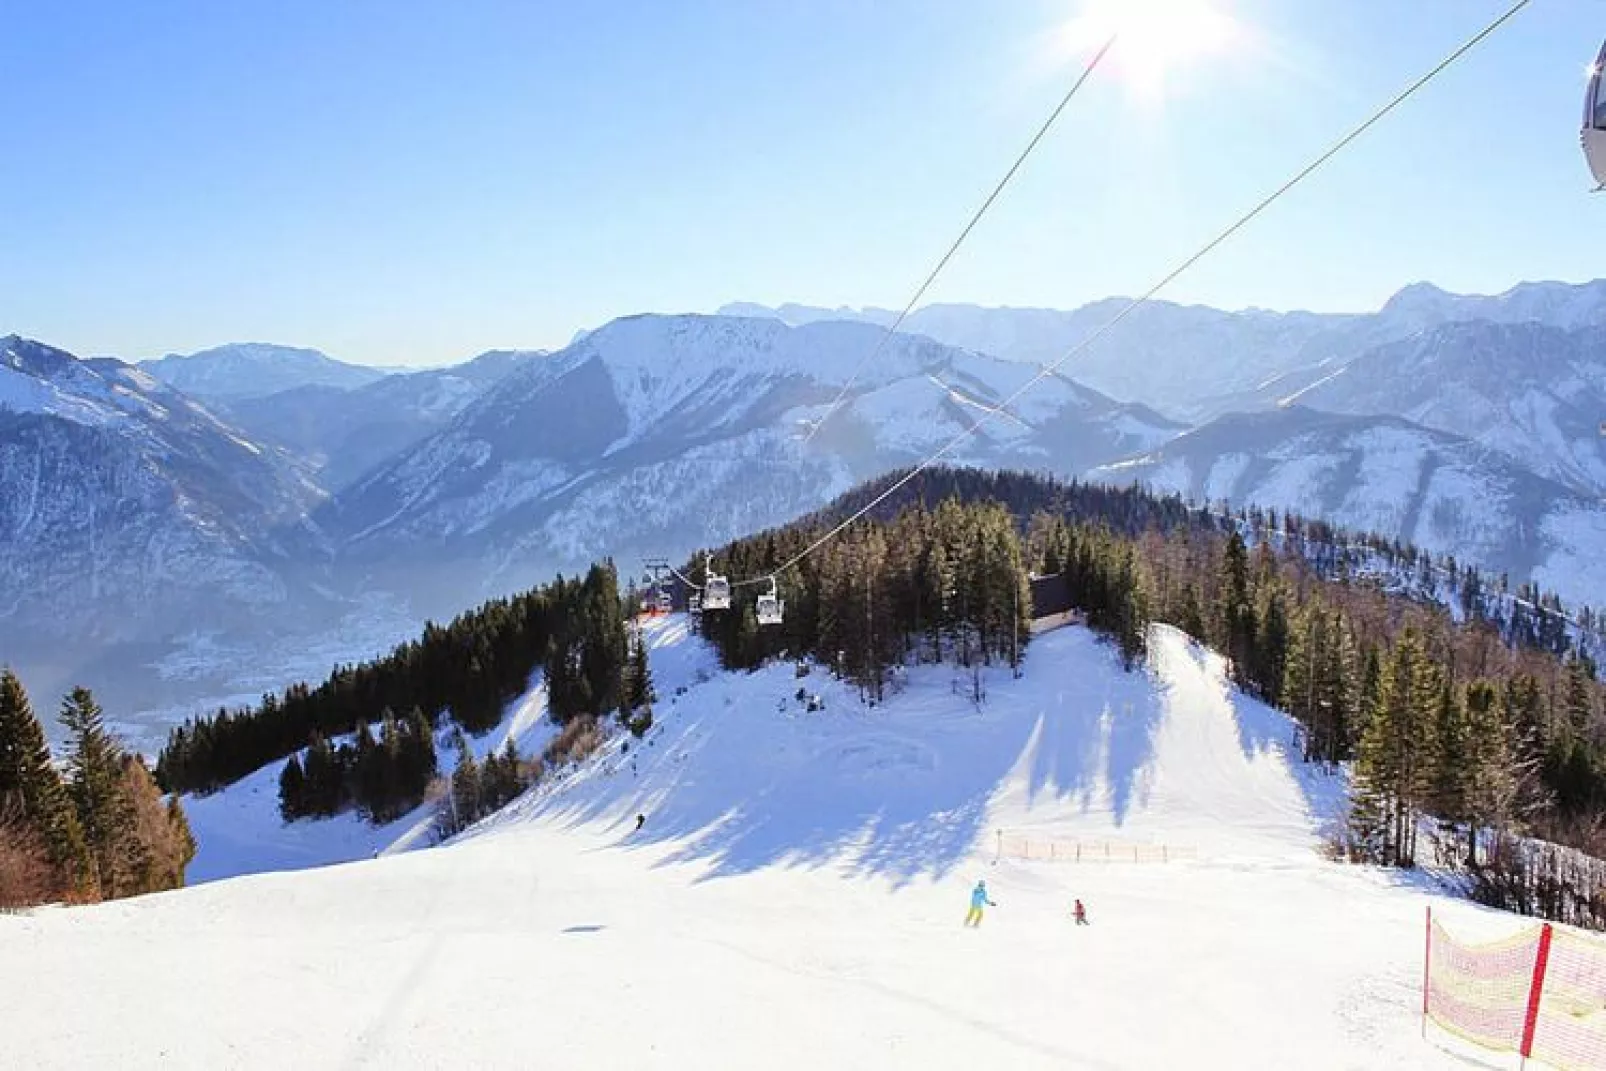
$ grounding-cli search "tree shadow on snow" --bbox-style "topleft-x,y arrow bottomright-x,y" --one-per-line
1168,628 -> 1346,833
510,625 -> 1333,887
1023,654 -> 1164,827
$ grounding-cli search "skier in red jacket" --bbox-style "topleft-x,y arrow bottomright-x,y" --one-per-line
1073,899 -> 1089,926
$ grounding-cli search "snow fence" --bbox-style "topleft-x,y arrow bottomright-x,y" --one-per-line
993,832 -> 1196,864
1424,906 -> 1606,1068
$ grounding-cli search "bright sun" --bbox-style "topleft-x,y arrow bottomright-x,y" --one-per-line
1056,0 -> 1242,102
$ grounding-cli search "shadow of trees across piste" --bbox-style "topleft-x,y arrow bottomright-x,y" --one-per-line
496,624 -> 1333,887
1171,629 -> 1350,833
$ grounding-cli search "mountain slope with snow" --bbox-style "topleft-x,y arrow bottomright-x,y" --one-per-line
181,675 -> 557,884
724,298 -> 1359,420
218,349 -> 544,490
1376,279 -> 1606,333
725,278 -> 1606,423
321,314 -> 1181,613
0,336 -> 347,728
139,342 -> 387,401
1091,405 -> 1606,606
1281,321 -> 1606,496
1,617 -> 1507,1069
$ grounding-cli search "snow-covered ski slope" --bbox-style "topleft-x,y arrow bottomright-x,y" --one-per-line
3,617 -> 1524,1068
180,677 -> 558,882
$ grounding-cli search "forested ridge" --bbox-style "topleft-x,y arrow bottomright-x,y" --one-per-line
48,464 -> 1602,929
681,466 -> 1606,925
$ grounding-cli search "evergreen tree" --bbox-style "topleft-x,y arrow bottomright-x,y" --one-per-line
922,540 -> 954,660
545,636 -> 593,725
579,562 -> 628,715
1565,655 -> 1597,741
404,708 -> 437,802
1282,604 -> 1319,758
1217,530 -> 1255,683
447,728 -> 480,836
1176,583 -> 1205,642
1290,609 -> 1360,765
353,720 -> 383,820
1112,543 -> 1148,670
1429,681 -> 1471,840
301,733 -> 341,817
482,741 -> 526,813
60,687 -> 132,897
0,669 -> 87,891
1252,586 -> 1290,706
623,629 -> 656,737
278,754 -> 306,822
1351,630 -> 1437,866
1356,644 -> 1382,752
377,708 -> 404,819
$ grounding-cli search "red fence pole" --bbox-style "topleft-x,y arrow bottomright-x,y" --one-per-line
1422,905 -> 1432,1039
1520,923 -> 1554,1064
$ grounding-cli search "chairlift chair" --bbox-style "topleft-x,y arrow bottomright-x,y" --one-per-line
703,573 -> 732,611
756,576 -> 784,627
701,551 -> 731,611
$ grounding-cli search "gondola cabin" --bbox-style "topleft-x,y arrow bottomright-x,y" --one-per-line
1585,38 -> 1606,188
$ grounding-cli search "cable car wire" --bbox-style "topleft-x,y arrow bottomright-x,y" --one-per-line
800,32 -> 1121,447
721,0 -> 1532,591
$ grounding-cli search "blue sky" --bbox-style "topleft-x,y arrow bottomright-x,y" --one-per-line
3,0 -> 1602,366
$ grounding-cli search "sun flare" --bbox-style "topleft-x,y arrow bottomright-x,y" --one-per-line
1056,0 -> 1243,102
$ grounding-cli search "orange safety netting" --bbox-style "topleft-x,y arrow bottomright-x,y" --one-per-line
1425,916 -> 1541,1055
1427,914 -> 1606,1070
1528,928 -> 1606,1070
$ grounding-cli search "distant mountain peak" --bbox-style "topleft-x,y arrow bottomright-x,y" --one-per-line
1,335 -> 80,379
170,341 -> 333,362
139,343 -> 387,401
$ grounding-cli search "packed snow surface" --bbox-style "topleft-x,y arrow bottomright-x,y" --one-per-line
2,617 -> 1528,1068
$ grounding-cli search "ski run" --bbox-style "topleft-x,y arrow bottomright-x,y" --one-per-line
3,615 -> 1538,1068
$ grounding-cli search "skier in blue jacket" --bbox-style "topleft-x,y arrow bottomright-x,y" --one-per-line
964,879 -> 996,927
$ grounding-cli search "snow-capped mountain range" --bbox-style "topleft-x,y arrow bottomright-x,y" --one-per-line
5,276 -> 1606,741
139,343 -> 388,401
722,298 -> 1355,422
1273,321 -> 1606,497
216,349 -> 546,490
723,279 -> 1606,426
0,336 -> 341,719
1089,406 -> 1606,599
323,314 -> 1180,609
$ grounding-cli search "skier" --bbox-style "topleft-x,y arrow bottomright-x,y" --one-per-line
964,879 -> 996,927
1073,899 -> 1089,926
634,813 -> 646,833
